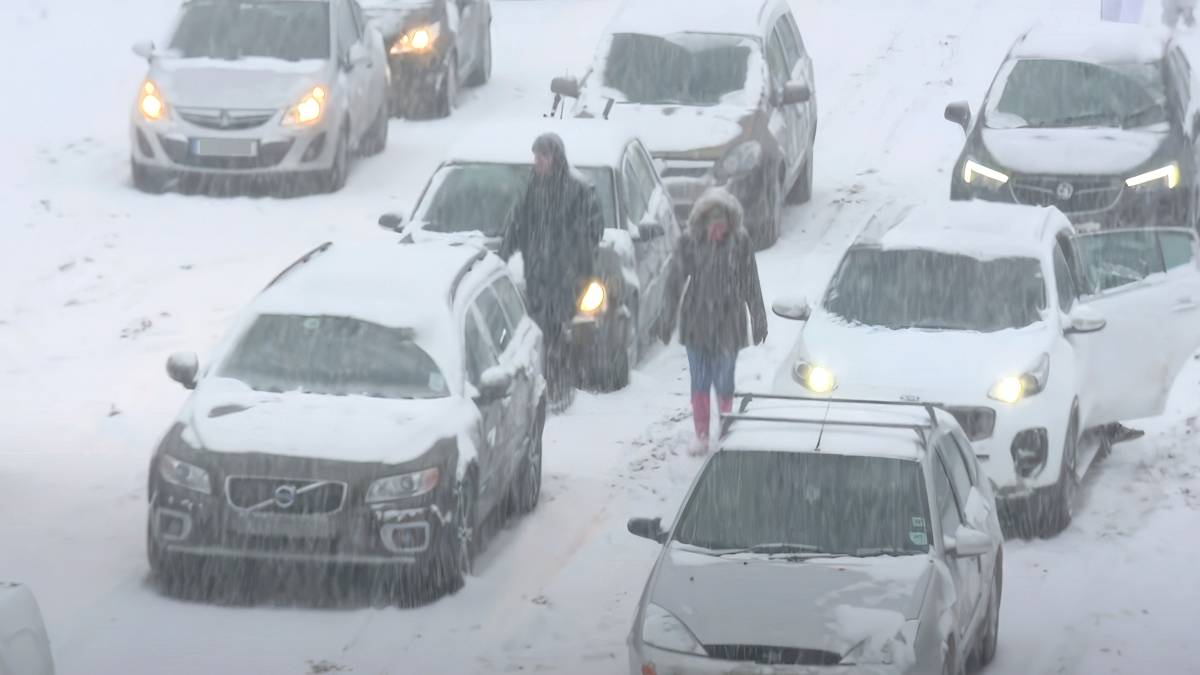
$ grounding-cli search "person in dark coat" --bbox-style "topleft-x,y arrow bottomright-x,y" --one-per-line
659,187 -> 768,454
501,132 -> 605,405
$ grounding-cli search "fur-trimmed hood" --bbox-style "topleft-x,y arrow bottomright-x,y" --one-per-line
686,187 -> 746,239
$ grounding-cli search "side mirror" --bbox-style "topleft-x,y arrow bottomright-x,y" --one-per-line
772,296 -> 811,321
475,366 -> 513,402
627,517 -> 667,544
945,101 -> 971,133
348,43 -> 370,70
637,222 -> 666,240
132,40 -> 155,61
550,75 -> 581,99
780,81 -> 812,106
944,524 -> 991,558
1064,305 -> 1106,335
166,352 -> 199,389
378,212 -> 406,232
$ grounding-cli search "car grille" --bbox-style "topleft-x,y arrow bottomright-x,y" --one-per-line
946,406 -> 996,442
176,107 -> 276,130
158,135 -> 294,169
1009,175 -> 1122,214
704,645 -> 842,666
661,159 -> 714,179
226,476 -> 347,515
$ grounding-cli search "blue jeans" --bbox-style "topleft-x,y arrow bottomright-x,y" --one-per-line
687,348 -> 737,397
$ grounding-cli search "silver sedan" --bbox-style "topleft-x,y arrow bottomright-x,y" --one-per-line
626,396 -> 1004,675
129,0 -> 391,194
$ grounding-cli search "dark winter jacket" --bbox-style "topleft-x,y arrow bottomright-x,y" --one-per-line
500,133 -> 605,327
659,188 -> 768,353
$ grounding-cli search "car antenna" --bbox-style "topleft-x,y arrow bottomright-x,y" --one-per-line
545,93 -> 562,119
813,397 -> 834,452
602,97 -> 615,120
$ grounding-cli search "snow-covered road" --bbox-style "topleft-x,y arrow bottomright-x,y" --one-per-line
2,0 -> 1198,673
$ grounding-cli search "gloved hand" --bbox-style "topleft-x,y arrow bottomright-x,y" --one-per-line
752,322 -> 768,346
658,319 -> 674,345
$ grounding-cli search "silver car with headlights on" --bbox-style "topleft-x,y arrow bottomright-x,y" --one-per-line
129,0 -> 391,194
626,394 -> 1004,675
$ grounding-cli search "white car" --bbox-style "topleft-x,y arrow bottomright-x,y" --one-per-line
129,0 -> 391,194
0,583 -> 54,675
626,394 -> 1003,675
772,202 -> 1200,536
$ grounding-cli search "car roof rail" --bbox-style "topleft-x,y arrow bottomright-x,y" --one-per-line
733,392 -> 943,426
263,241 -> 333,290
449,249 -> 489,301
720,392 -> 946,446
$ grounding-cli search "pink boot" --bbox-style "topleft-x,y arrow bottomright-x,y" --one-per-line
691,392 -> 711,455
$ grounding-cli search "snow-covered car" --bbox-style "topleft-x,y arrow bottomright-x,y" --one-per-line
946,21 -> 1198,229
626,394 -> 1004,675
378,119 -> 681,390
0,583 -> 54,675
362,0 -> 491,119
147,241 -> 545,596
771,201 -> 1200,536
549,0 -> 817,248
129,0 -> 391,194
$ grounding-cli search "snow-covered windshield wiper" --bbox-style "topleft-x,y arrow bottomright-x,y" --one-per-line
854,547 -> 922,558
1029,112 -> 1119,128
1120,104 -> 1164,129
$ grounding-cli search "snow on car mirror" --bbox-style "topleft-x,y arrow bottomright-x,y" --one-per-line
378,212 -> 405,232
772,296 -> 811,321
477,367 -> 513,401
132,40 -> 155,61
945,525 -> 990,558
348,43 -> 370,69
166,351 -> 199,390
627,517 -> 666,544
1065,305 -> 1107,335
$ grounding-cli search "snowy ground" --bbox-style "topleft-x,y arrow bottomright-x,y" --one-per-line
2,0 -> 1199,673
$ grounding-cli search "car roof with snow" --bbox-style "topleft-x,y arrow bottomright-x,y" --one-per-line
719,397 -> 959,461
855,201 -> 1065,261
606,0 -> 776,40
1010,21 -> 1169,64
442,119 -> 645,170
252,240 -> 500,329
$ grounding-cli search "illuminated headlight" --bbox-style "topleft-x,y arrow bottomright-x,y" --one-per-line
366,468 -> 440,503
962,159 -> 1009,188
138,81 -> 166,121
840,619 -> 919,666
1126,163 -> 1180,190
989,353 -> 1049,404
793,361 -> 836,394
391,22 -> 441,54
641,603 -> 705,655
158,454 -> 211,494
578,280 -> 607,315
718,140 -> 763,177
282,86 -> 327,127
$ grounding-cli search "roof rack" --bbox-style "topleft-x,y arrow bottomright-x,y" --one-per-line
721,392 -> 948,443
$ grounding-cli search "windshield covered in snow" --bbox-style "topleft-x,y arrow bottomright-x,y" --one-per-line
601,32 -> 755,106
169,0 -> 331,61
986,58 -> 1168,129
218,314 -> 449,398
414,163 -> 617,236
823,247 -> 1046,331
673,452 -> 931,557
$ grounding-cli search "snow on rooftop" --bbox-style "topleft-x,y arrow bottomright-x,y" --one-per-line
863,201 -> 1059,261
1011,21 -> 1168,64
606,0 -> 770,40
443,119 -> 641,169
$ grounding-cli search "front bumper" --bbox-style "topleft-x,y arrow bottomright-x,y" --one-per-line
660,161 -> 768,233
953,173 -> 1188,229
386,51 -> 448,99
630,642 -> 899,675
148,453 -> 456,568
947,399 -> 1067,501
130,106 -> 338,178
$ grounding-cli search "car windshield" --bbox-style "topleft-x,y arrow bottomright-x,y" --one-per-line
986,58 -> 1168,129
673,452 -> 931,557
413,163 -> 617,236
169,0 -> 330,61
218,314 -> 449,399
602,32 -> 755,106
823,247 -> 1046,331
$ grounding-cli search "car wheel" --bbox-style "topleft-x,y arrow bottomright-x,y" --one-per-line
753,172 -> 782,250
465,23 -> 492,87
597,301 -> 637,392
318,127 -> 350,193
517,406 -> 545,514
942,639 -> 965,675
431,471 -> 477,594
361,103 -> 388,156
977,568 -> 1002,667
786,150 -> 814,205
1040,411 -> 1079,537
435,53 -> 458,119
131,159 -> 167,194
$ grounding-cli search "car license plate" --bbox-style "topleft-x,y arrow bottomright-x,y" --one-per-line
191,137 -> 258,158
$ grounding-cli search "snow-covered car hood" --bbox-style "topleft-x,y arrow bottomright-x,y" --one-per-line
151,57 -> 330,110
590,103 -> 746,156
362,4 -> 438,39
773,311 -> 1052,402
981,124 -> 1169,176
180,378 -> 479,464
650,547 -> 933,655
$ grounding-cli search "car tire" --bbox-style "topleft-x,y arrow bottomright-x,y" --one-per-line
318,127 -> 350,193
431,471 -> 478,594
753,172 -> 783,250
516,404 -> 545,514
976,567 -> 1002,667
786,150 -> 814,205
361,103 -> 389,156
1040,411 -> 1079,538
465,23 -> 492,87
597,301 -> 637,392
435,53 -> 458,119
147,521 -> 202,598
132,159 -> 167,194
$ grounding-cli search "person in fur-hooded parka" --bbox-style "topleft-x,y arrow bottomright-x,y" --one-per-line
659,187 -> 768,453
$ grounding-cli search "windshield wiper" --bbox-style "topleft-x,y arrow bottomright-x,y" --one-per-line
1120,105 -> 1163,128
747,543 -> 827,555
1029,112 -> 1119,128
854,547 -> 921,557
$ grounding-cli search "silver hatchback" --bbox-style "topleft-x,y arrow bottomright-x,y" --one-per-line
626,395 -> 1004,675
129,0 -> 391,194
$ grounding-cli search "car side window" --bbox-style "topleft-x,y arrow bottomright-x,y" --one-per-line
937,436 -> 974,504
1170,49 -> 1192,111
1073,230 -> 1167,294
335,0 -> 359,58
775,17 -> 801,69
628,147 -> 660,216
1159,230 -> 1197,270
492,276 -> 528,328
464,309 -> 498,386
948,430 -> 979,486
932,454 -> 965,540
784,13 -> 807,60
621,150 -> 650,225
475,287 -> 514,353
349,0 -> 366,39
765,27 -> 790,88
1052,243 -> 1077,312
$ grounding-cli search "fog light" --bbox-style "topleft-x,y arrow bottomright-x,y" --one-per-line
154,508 -> 193,542
302,132 -> 327,162
1011,428 -> 1048,478
380,522 -> 430,554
